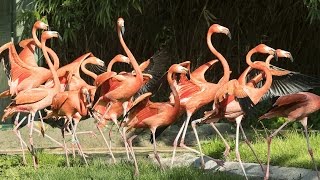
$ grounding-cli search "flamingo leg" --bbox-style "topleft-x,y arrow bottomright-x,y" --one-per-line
125,129 -> 139,176
239,123 -> 264,173
13,115 -> 28,165
210,122 -> 231,158
70,120 -> 88,165
61,126 -> 70,167
265,121 -> 289,180
179,112 -> 192,146
96,125 -> 116,163
171,120 -> 186,168
151,127 -> 163,170
122,101 -> 129,117
300,117 -> 320,179
191,118 -> 205,169
38,111 -> 46,136
111,116 -> 130,160
28,113 -> 38,169
235,115 -> 248,180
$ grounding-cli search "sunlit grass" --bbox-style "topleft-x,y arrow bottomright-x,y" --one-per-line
201,130 -> 320,169
0,153 -> 243,180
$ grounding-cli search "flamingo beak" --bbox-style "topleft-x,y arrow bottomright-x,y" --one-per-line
273,50 -> 278,61
223,29 -> 232,40
121,26 -> 125,36
86,93 -> 92,108
58,33 -> 63,41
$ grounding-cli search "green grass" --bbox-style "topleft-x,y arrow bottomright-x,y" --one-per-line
201,130 -> 320,169
0,153 -> 243,180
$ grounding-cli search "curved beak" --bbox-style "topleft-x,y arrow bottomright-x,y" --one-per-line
223,29 -> 232,40
58,33 -> 63,41
273,50 -> 278,61
86,93 -> 91,108
96,58 -> 105,67
121,25 -> 125,36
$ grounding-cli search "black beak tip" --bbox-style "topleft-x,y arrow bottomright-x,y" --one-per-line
227,33 -> 232,40
121,26 -> 125,36
273,51 -> 278,61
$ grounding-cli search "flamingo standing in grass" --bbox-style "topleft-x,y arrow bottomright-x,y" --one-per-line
190,44 -> 277,179
45,86 -> 94,166
170,24 -> 231,166
1,31 -> 61,168
122,62 -> 189,176
259,92 -> 320,180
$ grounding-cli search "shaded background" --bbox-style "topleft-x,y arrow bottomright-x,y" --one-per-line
1,0 -> 320,128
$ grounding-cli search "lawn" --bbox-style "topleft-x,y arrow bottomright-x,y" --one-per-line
0,153 -> 243,180
201,130 -> 320,169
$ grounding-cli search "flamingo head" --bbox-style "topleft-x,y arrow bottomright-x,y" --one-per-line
117,17 -> 125,36
94,58 -> 105,67
275,49 -> 293,62
34,21 -> 48,30
116,54 -> 130,64
80,87 -> 91,105
41,31 -> 60,41
209,24 -> 231,39
170,63 -> 189,74
255,44 -> 276,56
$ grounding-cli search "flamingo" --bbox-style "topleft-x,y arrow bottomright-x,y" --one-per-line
122,62 -> 189,176
94,18 -> 143,118
189,44 -> 277,179
44,86 -> 94,166
0,21 -> 50,97
259,92 -> 320,180
1,31 -> 61,168
170,24 -> 231,166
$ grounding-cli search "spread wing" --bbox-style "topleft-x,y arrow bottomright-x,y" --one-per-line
260,65 -> 320,101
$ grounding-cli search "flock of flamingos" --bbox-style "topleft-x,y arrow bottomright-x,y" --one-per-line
1,17 -> 320,179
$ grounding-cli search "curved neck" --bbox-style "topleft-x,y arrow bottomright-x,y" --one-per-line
46,47 -> 60,70
107,58 -> 117,72
81,58 -> 98,80
265,54 -> 274,67
207,31 -> 230,84
117,26 -> 143,83
32,26 -> 41,47
167,71 -> 180,112
246,49 -> 272,96
41,39 -> 60,91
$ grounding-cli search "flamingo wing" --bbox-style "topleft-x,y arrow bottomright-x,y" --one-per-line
14,89 -> 48,104
191,59 -> 219,83
52,92 -> 69,110
94,71 -> 117,87
260,65 -> 320,101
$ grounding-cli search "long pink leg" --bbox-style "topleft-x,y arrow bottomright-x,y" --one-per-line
96,125 -> 116,163
191,118 -> 205,168
61,126 -> 70,167
126,131 -> 139,176
265,121 -> 289,180
111,116 -> 130,160
300,117 -> 320,179
151,127 -> 163,170
13,114 -> 28,164
239,124 -> 264,173
38,111 -> 46,136
70,120 -> 88,165
235,115 -> 248,180
28,113 -> 38,169
179,112 -> 192,146
210,122 -> 231,158
171,120 -> 186,168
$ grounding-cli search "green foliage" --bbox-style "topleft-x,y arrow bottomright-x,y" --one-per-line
305,0 -> 320,23
0,153 -> 243,179
202,130 -> 320,169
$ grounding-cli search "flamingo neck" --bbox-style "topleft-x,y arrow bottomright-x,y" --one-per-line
41,40 -> 60,91
81,58 -> 98,80
207,31 -> 230,84
167,71 -> 180,112
46,48 -> 60,70
117,27 -> 143,83
107,58 -> 117,72
32,26 -> 41,48
246,48 -> 272,97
